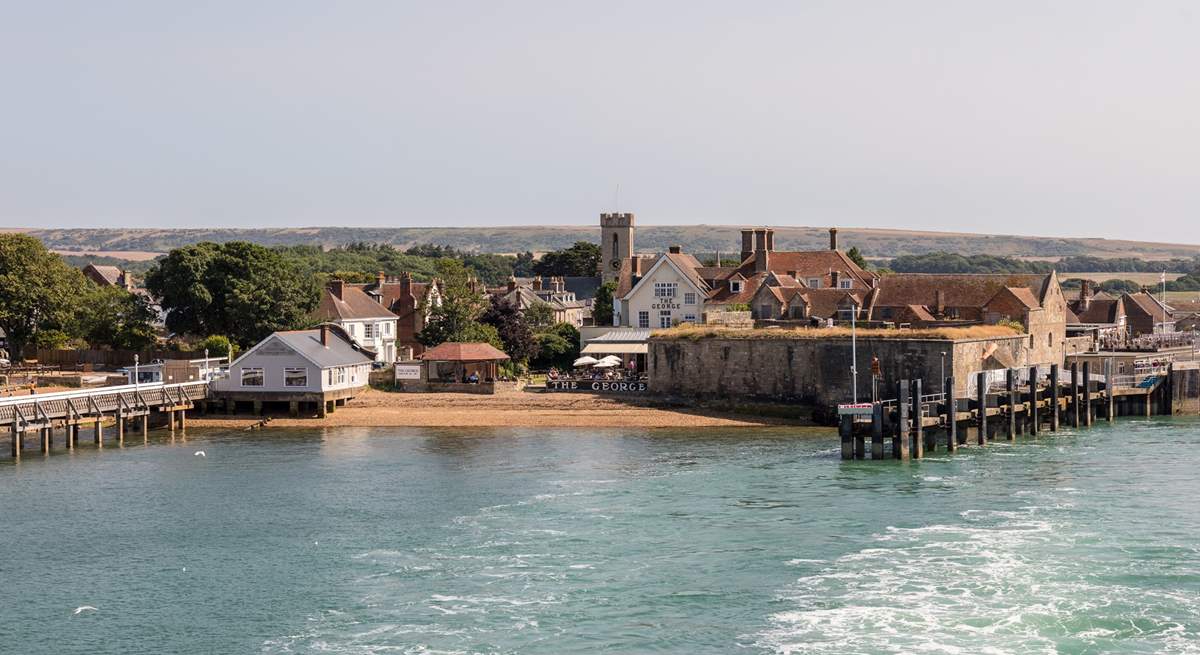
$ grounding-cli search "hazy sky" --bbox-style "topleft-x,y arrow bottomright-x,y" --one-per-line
2,1 -> 1198,242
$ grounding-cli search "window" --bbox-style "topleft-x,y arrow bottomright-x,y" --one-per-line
328,369 -> 335,385
384,322 -> 392,336
839,279 -> 852,289
729,280 -> 742,293
807,278 -> 822,288
284,367 -> 308,387
659,310 -> 673,328
1048,333 -> 1052,347
654,282 -> 677,298
240,368 -> 264,387
337,367 -> 346,384
364,323 -> 375,339
638,311 -> 650,328
684,292 -> 696,305
684,313 -> 697,323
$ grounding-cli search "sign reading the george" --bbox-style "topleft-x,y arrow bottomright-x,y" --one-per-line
547,379 -> 648,394
837,402 -> 874,416
394,364 -> 422,381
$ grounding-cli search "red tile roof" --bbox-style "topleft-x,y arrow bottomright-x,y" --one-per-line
315,286 -> 398,321
419,342 -> 510,361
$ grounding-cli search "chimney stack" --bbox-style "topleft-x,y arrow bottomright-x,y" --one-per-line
329,279 -> 345,301
935,289 -> 946,316
829,228 -> 839,251
765,229 -> 775,251
1079,279 -> 1093,310
120,269 -> 133,290
532,276 -> 543,291
669,245 -> 682,254
320,324 -> 330,347
754,228 -> 768,253
507,276 -> 517,293
740,229 -> 755,263
399,271 -> 413,298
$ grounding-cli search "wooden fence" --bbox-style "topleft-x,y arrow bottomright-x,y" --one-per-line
21,347 -> 205,369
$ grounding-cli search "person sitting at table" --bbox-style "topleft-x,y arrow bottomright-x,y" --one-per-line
467,371 -> 479,384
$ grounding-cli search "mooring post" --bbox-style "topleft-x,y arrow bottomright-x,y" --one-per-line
839,414 -> 854,460
911,379 -> 924,458
871,402 -> 884,459
141,414 -> 149,443
976,371 -> 987,445
117,412 -> 125,447
94,420 -> 103,448
168,409 -> 176,433
41,427 -> 51,455
1032,367 -> 1041,434
1004,369 -> 1015,440
1104,359 -> 1115,421
178,409 -> 187,432
10,425 -> 20,460
1069,362 -> 1080,428
897,380 -> 910,460
66,424 -> 75,451
1082,361 -> 1092,427
945,376 -> 957,452
1049,364 -> 1059,431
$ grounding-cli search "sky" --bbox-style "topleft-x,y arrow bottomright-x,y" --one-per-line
1,1 -> 1198,242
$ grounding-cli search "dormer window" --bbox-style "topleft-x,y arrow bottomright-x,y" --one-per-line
839,279 -> 852,289
730,280 -> 742,293
808,278 -> 821,288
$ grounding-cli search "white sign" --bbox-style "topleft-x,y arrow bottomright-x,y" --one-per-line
838,403 -> 874,416
394,364 -> 422,380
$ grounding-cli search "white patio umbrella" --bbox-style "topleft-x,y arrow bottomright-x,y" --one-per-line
593,355 -> 623,368
572,356 -> 600,367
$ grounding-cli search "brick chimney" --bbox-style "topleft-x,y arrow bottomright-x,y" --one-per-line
328,279 -> 345,301
740,229 -> 755,263
532,276 -> 543,291
765,229 -> 775,251
935,289 -> 946,317
320,324 -> 330,347
507,276 -> 517,293
754,228 -> 768,253
829,227 -> 839,251
399,271 -> 412,298
755,248 -> 771,273
120,269 -> 133,290
669,245 -> 682,254
1079,279 -> 1093,311
553,276 -> 565,293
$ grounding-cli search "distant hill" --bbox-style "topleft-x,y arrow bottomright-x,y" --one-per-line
10,225 -> 1200,260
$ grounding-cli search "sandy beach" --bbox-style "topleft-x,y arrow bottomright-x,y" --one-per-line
184,387 -> 804,430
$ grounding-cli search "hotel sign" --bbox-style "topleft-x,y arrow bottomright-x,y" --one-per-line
837,403 -> 874,416
394,364 -> 422,380
651,302 -> 680,310
547,380 -> 649,394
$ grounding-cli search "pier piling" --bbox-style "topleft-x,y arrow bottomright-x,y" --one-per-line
896,380 -> 910,460
976,372 -> 987,446
911,379 -> 924,459
871,402 -> 884,459
945,376 -> 957,452
1006,369 -> 1017,441
1049,364 -> 1059,431
1083,362 -> 1092,427
839,415 -> 853,460
1071,363 -> 1080,428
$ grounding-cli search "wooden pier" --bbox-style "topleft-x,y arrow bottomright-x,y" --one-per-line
839,362 -> 1174,460
1,381 -> 209,460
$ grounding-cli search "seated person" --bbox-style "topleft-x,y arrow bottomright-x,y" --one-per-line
467,372 -> 480,384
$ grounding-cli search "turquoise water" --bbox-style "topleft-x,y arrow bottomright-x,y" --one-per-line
2,419 -> 1200,654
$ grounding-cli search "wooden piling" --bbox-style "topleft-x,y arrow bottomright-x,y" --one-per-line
976,371 -> 987,446
945,376 -> 957,452
1105,360 -> 1115,421
66,424 -> 75,451
178,409 -> 186,431
11,425 -> 20,460
1029,366 -> 1040,435
117,413 -> 125,447
1082,362 -> 1092,427
1049,364 -> 1059,431
41,427 -> 51,455
1070,362 -> 1080,428
896,380 -> 910,460
871,402 -> 884,459
1006,369 -> 1016,440
141,415 -> 149,443
839,414 -> 854,460
911,379 -> 924,459
94,420 -> 103,448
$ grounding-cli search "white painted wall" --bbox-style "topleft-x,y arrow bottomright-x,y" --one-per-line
334,318 -> 398,362
619,259 -> 705,328
211,336 -> 371,394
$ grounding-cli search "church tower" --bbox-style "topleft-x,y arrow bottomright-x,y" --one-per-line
600,212 -> 635,283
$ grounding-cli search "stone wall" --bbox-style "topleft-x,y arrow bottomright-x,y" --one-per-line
1171,362 -> 1200,415
648,334 -> 1034,417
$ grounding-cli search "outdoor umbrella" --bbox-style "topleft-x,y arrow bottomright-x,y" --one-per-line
573,356 -> 599,367
593,355 -> 623,368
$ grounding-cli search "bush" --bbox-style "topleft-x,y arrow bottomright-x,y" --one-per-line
198,335 -> 236,359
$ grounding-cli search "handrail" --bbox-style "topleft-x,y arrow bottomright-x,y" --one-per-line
0,381 -> 209,407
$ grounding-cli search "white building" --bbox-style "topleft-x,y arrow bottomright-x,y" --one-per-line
315,280 -> 399,363
211,325 -> 374,416
615,248 -> 708,329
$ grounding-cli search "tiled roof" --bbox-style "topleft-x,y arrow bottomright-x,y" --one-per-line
872,274 -> 1050,309
734,250 -> 878,288
799,289 -> 864,319
420,342 -> 510,361
1123,291 -> 1172,322
1071,297 -> 1124,324
316,286 -> 398,321
85,264 -> 124,286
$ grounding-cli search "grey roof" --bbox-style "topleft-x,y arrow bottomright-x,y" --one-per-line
587,328 -> 651,343
269,329 -> 373,369
563,276 -> 602,301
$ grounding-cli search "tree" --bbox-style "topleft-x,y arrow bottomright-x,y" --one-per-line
846,247 -> 868,269
480,296 -> 539,364
197,334 -> 236,359
0,234 -> 87,359
145,241 -> 319,348
512,251 -> 536,277
416,259 -> 492,348
592,281 -> 616,326
530,322 -> 580,370
524,302 -> 554,330
533,241 -> 602,277
76,285 -> 158,350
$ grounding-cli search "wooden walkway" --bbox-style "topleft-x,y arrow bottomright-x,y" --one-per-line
840,362 -> 1171,460
1,381 -> 209,459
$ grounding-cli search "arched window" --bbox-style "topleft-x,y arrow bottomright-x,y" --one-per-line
612,232 -> 619,255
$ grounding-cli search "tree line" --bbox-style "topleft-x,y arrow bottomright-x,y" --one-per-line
887,251 -> 1200,291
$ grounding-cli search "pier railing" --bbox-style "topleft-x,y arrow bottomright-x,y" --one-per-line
0,381 -> 209,429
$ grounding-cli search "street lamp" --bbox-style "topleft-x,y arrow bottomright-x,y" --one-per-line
940,351 -> 946,395
204,348 -> 209,382
133,353 -> 139,390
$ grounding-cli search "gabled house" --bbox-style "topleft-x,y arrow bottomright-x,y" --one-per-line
211,324 -> 374,416
314,280 -> 399,363
82,264 -> 135,290
1122,290 -> 1174,336
349,272 -> 442,358
493,276 -> 591,326
615,247 -> 708,328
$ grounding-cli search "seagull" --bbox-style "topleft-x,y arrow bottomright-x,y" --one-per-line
194,451 -> 206,457
73,606 -> 97,615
